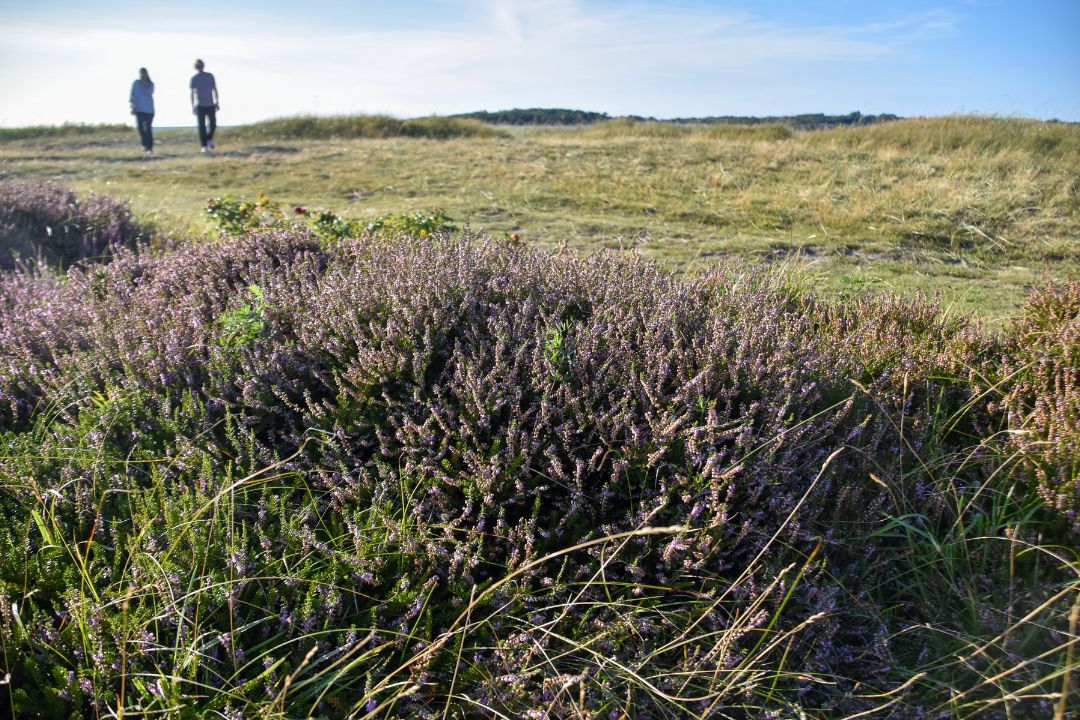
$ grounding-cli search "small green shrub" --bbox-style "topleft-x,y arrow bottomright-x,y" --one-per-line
218,284 -> 267,350
205,194 -> 455,240
205,193 -> 286,235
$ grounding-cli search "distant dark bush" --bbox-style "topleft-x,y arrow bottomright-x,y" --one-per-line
453,108 -> 612,125
0,181 -> 149,271
679,111 -> 901,130
451,109 -> 898,129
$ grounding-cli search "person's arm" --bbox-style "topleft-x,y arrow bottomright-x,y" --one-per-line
130,81 -> 137,114
212,78 -> 219,110
190,78 -> 197,113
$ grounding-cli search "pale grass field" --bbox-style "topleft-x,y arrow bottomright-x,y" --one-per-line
1,115 -> 1076,323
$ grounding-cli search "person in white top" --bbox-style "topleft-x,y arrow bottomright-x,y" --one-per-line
129,67 -> 155,153
190,59 -> 219,152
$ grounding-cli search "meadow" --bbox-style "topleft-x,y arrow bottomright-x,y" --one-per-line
1,115 -> 1077,321
0,116 -> 1078,719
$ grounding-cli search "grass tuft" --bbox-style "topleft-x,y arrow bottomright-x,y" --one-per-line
230,114 -> 507,141
0,123 -> 130,142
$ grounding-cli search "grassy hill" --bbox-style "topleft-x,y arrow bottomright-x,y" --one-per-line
1,115 -> 1076,323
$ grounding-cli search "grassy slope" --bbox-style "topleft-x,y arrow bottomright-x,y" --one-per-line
1,116 -> 1076,322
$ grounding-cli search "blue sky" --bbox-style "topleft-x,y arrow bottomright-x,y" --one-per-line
0,0 -> 1077,127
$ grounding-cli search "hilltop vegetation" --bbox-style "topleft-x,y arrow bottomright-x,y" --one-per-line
452,108 -> 901,129
451,107 -> 612,125
0,179 -> 1078,717
230,114 -> 505,141
665,110 -> 903,129
0,123 -> 130,142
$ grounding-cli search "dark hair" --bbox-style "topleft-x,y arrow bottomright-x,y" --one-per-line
139,67 -> 151,83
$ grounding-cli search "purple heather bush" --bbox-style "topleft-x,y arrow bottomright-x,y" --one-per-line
0,198 -> 1074,717
0,180 -> 149,271
995,280 -> 1080,531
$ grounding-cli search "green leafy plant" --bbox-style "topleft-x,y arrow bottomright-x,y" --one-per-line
544,318 -> 574,383
365,208 -> 456,237
206,193 -> 455,241
310,209 -> 362,240
218,283 -> 267,350
205,193 -> 288,235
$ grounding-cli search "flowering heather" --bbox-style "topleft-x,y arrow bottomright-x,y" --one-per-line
0,180 -> 149,271
0,191 -> 1076,716
995,280 -> 1080,531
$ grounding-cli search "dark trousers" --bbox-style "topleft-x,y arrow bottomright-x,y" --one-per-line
196,106 -> 217,147
135,112 -> 154,150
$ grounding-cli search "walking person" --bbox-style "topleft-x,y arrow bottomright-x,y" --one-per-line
190,59 -> 219,152
129,67 -> 155,154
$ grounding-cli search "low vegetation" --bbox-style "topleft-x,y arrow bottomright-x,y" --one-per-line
0,179 -> 1077,717
204,193 -> 455,239
451,109 -> 900,130
582,118 -> 794,141
671,111 -> 902,129
0,124 -> 130,142
451,108 -> 612,125
809,114 -> 1080,157
0,181 -> 154,270
230,115 -> 505,141
0,115 -> 1074,322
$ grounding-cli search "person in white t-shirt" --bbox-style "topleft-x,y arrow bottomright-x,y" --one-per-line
190,59 -> 219,152
129,67 -> 155,153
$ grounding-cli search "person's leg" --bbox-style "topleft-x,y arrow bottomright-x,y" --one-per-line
206,108 -> 217,146
197,107 -> 209,148
145,113 -> 154,151
136,113 -> 152,150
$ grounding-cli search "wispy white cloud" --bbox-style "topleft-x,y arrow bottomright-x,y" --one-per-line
0,0 -> 959,126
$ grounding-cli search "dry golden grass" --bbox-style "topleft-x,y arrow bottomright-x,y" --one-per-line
0,115 -> 1075,322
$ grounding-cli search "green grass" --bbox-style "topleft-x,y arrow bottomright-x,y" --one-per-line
582,118 -> 795,141
0,123 -> 130,141
0,114 -> 1076,322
